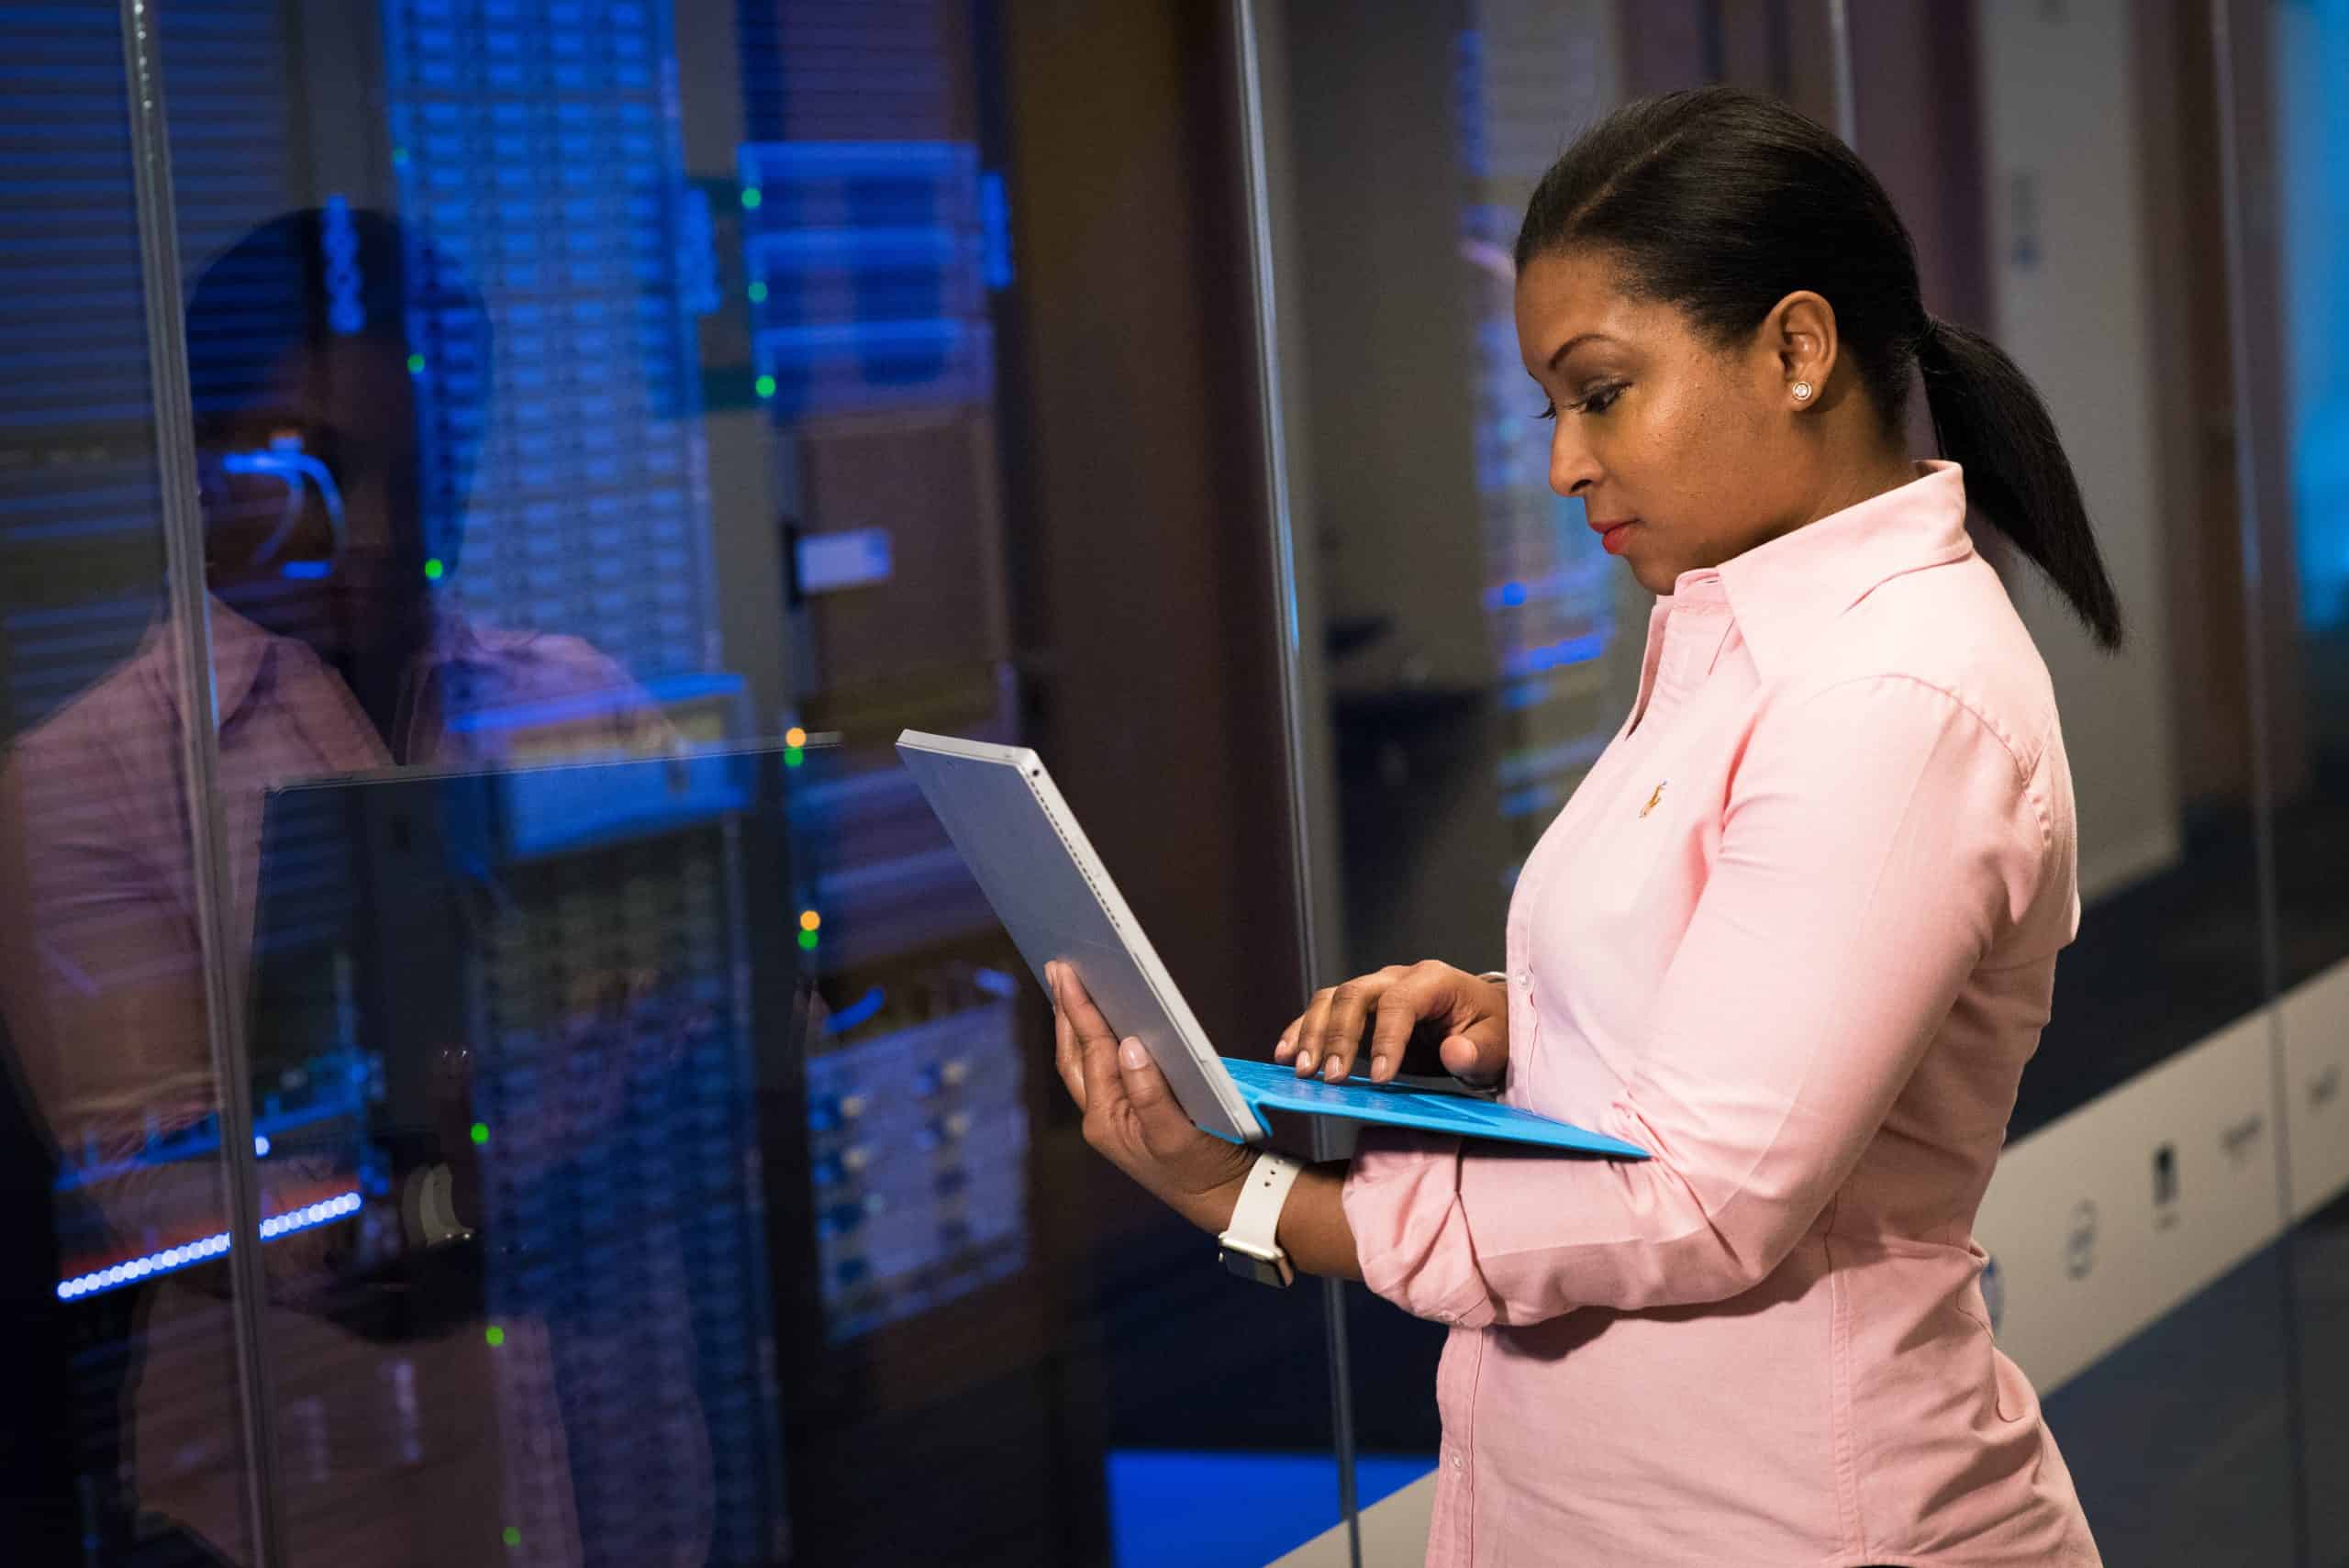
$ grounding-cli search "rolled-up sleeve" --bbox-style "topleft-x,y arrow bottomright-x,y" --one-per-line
1342,673 -> 2048,1328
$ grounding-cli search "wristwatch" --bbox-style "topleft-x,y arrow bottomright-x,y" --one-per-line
401,1162 -> 475,1248
1219,1150 -> 1306,1286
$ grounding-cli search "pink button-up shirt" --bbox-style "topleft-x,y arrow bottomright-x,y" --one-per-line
1342,462 -> 2101,1566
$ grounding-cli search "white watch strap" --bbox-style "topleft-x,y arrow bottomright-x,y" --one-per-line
1219,1150 -> 1307,1285
403,1162 -> 473,1247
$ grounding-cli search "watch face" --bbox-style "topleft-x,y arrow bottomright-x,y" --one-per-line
1219,1248 -> 1293,1288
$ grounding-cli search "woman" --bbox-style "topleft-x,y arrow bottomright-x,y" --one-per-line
1048,86 -> 2110,1566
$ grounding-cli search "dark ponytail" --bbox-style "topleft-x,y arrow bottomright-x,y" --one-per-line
1915,317 -> 2122,648
1517,87 -> 2124,651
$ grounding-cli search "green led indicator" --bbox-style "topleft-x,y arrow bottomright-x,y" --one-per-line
755,373 -> 777,399
406,352 -> 426,374
784,745 -> 805,768
424,558 -> 445,582
484,1325 -> 506,1348
502,1527 -> 521,1549
470,1121 -> 489,1145
748,281 -> 768,304
740,186 -> 763,210
391,146 -> 410,167
796,929 -> 819,951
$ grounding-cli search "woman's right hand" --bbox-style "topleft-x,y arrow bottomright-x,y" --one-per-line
1274,961 -> 1509,1087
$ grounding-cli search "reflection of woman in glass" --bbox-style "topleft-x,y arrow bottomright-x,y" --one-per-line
0,209 -> 694,1566
1052,88 -> 2110,1565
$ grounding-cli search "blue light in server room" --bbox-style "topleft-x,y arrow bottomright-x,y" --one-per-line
2277,0 -> 2349,628
373,2 -> 773,1559
321,195 -> 366,333
58,1194 -> 362,1301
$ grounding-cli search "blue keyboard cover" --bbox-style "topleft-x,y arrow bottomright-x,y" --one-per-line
1219,1057 -> 1649,1158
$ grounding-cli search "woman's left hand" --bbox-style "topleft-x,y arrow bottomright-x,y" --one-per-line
1048,961 -> 1253,1233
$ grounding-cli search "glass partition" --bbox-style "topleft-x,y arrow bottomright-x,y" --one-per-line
1998,3 -> 2307,1562
2262,0 -> 2349,1559
6,2 -> 1341,1563
0,6 -> 262,1562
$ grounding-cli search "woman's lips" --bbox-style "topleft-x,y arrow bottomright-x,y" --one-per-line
1591,517 -> 1638,555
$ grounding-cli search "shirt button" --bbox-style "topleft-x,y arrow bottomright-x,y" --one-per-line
1451,1453 -> 1465,1472
1515,969 -> 1531,988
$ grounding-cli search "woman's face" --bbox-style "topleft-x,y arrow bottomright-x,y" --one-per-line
202,336 -> 429,658
1515,248 -> 1816,596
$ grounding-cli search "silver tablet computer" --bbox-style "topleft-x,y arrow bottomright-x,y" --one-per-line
897,729 -> 1264,1141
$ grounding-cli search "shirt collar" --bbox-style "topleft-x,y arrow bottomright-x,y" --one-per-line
431,609 -> 530,669
133,595 -> 279,728
134,596 -> 495,731
205,597 -> 277,719
1693,459 -> 1975,682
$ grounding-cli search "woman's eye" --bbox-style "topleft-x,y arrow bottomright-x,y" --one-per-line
1577,384 -> 1624,416
1533,401 -> 1558,422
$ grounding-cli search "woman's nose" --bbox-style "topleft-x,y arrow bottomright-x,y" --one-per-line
1548,424 -> 1600,499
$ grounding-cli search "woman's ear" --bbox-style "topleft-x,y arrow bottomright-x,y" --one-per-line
1767,290 -> 1839,406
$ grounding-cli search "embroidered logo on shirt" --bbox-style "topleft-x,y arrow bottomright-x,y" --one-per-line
1640,782 -> 1666,818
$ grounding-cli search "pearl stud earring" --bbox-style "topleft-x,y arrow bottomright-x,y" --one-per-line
1792,381 -> 1814,402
